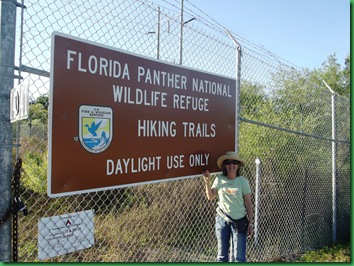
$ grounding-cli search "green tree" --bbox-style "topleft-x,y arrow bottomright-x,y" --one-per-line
27,95 -> 49,126
239,53 -> 349,181
311,54 -> 350,96
343,55 -> 350,91
35,95 -> 49,110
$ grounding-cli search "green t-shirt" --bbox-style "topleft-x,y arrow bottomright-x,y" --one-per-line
212,174 -> 251,220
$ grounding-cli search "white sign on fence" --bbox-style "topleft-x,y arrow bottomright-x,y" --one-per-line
10,77 -> 29,123
38,210 -> 94,260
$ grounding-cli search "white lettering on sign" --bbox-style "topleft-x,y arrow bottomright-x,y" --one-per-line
172,94 -> 209,111
192,78 -> 232,97
66,50 -> 130,80
138,120 -> 177,137
112,85 -> 167,107
106,156 -> 162,175
167,155 -> 185,169
182,122 -> 216,137
137,66 -> 187,90
189,153 -> 210,167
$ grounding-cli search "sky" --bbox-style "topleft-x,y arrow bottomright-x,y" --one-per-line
157,0 -> 350,70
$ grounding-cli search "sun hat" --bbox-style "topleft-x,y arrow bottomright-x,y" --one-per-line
217,151 -> 246,169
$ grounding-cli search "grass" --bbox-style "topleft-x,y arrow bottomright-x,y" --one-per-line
296,243 -> 351,262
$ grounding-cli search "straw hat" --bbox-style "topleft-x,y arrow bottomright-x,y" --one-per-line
217,151 -> 246,169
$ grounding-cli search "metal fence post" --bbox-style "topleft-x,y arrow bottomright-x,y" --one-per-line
179,0 -> 183,64
156,6 -> 160,60
322,80 -> 337,242
254,157 -> 261,246
226,31 -> 241,153
235,46 -> 241,154
0,0 -> 17,262
331,92 -> 337,243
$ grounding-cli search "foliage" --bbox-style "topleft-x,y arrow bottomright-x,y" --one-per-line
27,95 -> 49,126
19,95 -> 49,193
22,149 -> 47,194
297,243 -> 350,262
19,179 -> 215,262
240,53 -> 349,182
32,95 -> 49,110
310,54 -> 350,97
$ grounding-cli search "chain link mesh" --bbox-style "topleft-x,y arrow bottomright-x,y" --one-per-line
10,0 -> 350,262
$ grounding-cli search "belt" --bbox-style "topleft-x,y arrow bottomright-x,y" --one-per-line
217,207 -> 246,224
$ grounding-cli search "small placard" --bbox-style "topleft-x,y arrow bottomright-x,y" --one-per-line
10,77 -> 29,123
38,210 -> 94,260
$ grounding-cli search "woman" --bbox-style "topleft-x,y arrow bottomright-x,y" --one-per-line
203,151 -> 254,262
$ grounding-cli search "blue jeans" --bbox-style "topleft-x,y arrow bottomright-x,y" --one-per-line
215,214 -> 247,262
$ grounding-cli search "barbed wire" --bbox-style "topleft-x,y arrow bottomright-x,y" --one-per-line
138,0 -> 301,69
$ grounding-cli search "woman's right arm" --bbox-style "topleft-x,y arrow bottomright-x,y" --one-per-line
203,170 -> 217,201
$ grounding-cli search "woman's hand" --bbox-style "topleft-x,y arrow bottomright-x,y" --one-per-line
202,170 -> 210,184
243,193 -> 254,238
247,223 -> 254,238
202,170 -> 216,200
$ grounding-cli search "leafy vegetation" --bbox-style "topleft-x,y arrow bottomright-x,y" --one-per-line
297,243 -> 351,262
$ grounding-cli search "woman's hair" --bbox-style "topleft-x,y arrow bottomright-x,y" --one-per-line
222,164 -> 241,177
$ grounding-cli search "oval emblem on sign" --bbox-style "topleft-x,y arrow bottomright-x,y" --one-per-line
79,105 -> 113,153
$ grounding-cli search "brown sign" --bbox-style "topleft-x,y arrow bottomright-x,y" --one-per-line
48,32 -> 236,197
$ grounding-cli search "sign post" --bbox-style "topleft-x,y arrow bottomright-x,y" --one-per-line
48,32 -> 236,197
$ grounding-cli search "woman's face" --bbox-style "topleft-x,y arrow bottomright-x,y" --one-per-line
223,160 -> 240,173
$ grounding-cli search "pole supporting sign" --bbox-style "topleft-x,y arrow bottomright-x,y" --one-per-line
48,32 -> 236,197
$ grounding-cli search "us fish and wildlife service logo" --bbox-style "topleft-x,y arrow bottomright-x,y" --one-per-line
79,105 -> 113,153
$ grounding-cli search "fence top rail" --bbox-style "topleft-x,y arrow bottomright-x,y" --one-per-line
241,117 -> 350,144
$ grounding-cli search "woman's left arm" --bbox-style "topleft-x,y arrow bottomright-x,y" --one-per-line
243,193 -> 254,237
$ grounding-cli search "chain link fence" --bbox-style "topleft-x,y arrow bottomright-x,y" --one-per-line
5,0 -> 350,262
